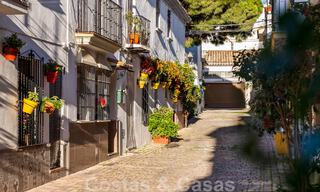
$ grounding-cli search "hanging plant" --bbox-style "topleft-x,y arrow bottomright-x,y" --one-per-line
40,96 -> 64,114
45,60 -> 63,84
2,33 -> 25,61
23,91 -> 39,115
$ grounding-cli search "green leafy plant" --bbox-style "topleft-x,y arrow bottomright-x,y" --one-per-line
45,60 -> 63,73
40,96 -> 64,113
125,11 -> 142,33
148,107 -> 179,138
3,33 -> 25,49
41,96 -> 64,109
27,91 -> 39,102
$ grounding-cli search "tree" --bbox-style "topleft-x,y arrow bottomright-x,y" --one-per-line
180,0 -> 263,46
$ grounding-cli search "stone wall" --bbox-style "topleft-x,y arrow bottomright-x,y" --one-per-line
0,145 -> 66,192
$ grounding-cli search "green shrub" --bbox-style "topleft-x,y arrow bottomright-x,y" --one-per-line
4,33 -> 25,49
148,107 -> 178,138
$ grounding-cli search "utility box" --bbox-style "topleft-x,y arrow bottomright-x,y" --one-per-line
116,90 -> 124,104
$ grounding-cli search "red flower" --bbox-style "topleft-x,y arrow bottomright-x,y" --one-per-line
99,97 -> 107,108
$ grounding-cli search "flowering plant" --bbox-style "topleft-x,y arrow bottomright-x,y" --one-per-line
99,96 -> 107,108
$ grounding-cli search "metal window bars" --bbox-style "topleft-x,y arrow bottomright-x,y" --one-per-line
18,51 -> 44,147
77,0 -> 122,45
127,15 -> 151,47
77,65 -> 110,121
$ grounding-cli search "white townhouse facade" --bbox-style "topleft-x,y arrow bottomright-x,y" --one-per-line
117,0 -> 191,151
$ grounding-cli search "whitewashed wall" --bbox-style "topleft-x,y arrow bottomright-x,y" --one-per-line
0,0 -> 77,148
117,0 -> 187,151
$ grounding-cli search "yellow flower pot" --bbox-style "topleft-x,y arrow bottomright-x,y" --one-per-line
152,82 -> 160,90
274,131 -> 289,156
138,80 -> 146,89
23,98 -> 38,114
140,72 -> 148,80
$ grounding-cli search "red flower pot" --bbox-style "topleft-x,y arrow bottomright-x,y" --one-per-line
46,71 -> 58,84
3,47 -> 18,61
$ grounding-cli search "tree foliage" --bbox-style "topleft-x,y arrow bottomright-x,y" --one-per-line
180,0 -> 263,46
233,9 -> 320,144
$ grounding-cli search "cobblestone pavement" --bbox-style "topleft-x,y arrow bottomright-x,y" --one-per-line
28,109 -> 286,192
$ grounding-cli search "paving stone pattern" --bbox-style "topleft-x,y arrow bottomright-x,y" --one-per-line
28,110 -> 286,192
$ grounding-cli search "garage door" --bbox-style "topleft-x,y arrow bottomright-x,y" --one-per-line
205,83 -> 246,108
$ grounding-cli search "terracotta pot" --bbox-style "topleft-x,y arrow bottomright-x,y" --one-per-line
42,101 -> 55,114
265,6 -> 272,13
129,33 -> 140,44
3,47 -> 18,61
153,136 -> 170,144
46,71 -> 58,84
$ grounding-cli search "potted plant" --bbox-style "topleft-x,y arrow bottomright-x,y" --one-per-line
138,72 -> 148,88
40,96 -> 64,114
125,12 -> 142,44
23,91 -> 39,114
45,60 -> 63,84
152,81 -> 160,90
148,107 -> 179,144
265,5 -> 272,13
2,33 -> 25,61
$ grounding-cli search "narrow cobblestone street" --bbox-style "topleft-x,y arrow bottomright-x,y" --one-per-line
28,110 -> 285,192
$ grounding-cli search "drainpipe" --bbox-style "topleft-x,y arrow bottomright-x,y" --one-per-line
65,0 -> 70,175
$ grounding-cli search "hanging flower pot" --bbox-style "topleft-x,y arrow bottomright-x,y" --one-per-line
138,79 -> 146,88
23,91 -> 39,115
3,47 -> 19,61
2,33 -> 25,61
40,96 -> 64,114
140,72 -> 148,80
152,82 -> 160,90
42,100 -> 55,114
46,71 -> 58,84
23,98 -> 38,114
44,60 -> 63,84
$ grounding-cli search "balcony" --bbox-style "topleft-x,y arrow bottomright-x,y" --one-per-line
0,0 -> 28,14
76,0 -> 122,53
124,15 -> 151,52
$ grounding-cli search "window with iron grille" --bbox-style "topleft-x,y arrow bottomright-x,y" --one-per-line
18,54 -> 44,146
77,65 -> 110,121
142,84 -> 149,125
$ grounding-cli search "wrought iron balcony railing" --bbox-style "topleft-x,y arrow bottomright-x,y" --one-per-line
77,0 -> 122,45
12,0 -> 29,7
127,15 -> 150,48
